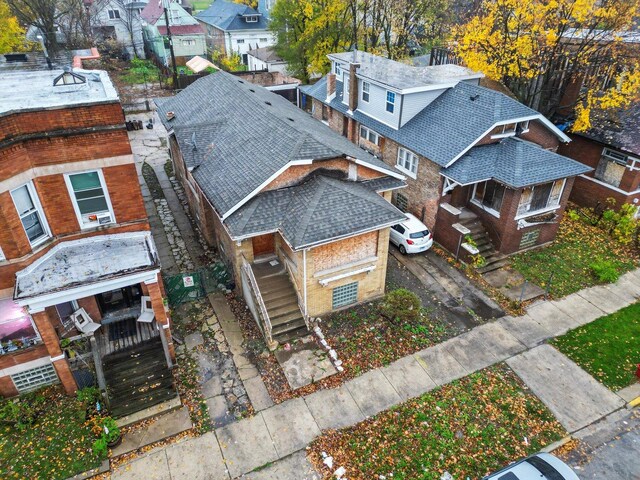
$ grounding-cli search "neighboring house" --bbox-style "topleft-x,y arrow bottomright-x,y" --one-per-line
156,71 -> 406,348
140,0 -> 206,65
0,67 -> 176,416
301,51 -> 591,269
247,46 -> 287,73
196,0 -> 275,65
235,70 -> 301,103
89,0 -> 147,59
557,103 -> 640,216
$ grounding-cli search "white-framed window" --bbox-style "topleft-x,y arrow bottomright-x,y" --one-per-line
344,77 -> 350,98
472,180 -> 505,216
362,81 -> 370,102
108,9 -> 120,19
11,364 -> 58,393
516,179 -> 565,217
65,170 -> 115,228
11,182 -> 50,247
237,39 -> 245,44
259,37 -> 268,42
359,125 -> 379,145
594,147 -> 631,187
0,246 -> 5,262
332,282 -> 358,309
396,147 -> 419,178
394,192 -> 408,212
0,298 -> 41,355
245,15 -> 258,22
386,91 -> 396,113
181,39 -> 196,46
335,62 -> 342,78
492,120 -> 530,139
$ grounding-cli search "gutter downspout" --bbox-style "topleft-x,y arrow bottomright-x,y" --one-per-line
303,248 -> 308,318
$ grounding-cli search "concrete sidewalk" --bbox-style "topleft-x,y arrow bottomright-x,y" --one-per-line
111,268 -> 640,479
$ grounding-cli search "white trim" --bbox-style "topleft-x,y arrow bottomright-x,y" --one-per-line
470,198 -> 501,218
399,82 -> 459,94
491,131 -> 517,140
579,174 -> 640,195
10,181 -> 52,248
396,147 -> 419,179
352,158 -> 405,180
439,173 -> 492,188
514,204 -> 562,220
302,249 -> 308,317
0,355 -> 52,377
221,159 -> 314,221
144,273 -> 159,285
439,203 -> 461,215
296,218 -> 401,251
64,169 -> 117,229
319,265 -> 376,286
162,323 -> 170,329
0,155 -> 133,194
314,256 -> 378,278
515,178 -> 566,219
50,353 -> 65,362
266,83 -> 300,92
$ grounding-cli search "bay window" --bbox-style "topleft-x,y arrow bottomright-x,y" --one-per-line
65,170 -> 115,228
11,182 -> 50,246
517,179 -> 565,217
0,298 -> 40,354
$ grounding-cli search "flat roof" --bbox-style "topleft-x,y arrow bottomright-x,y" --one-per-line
328,50 -> 483,91
15,232 -> 159,300
0,67 -> 120,116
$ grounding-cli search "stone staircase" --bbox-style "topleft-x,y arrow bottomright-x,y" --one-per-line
458,210 -> 510,274
253,261 -> 308,344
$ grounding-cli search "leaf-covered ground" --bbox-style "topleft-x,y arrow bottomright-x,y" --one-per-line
552,302 -> 640,391
0,386 -> 103,480
309,365 -> 566,480
511,213 -> 638,298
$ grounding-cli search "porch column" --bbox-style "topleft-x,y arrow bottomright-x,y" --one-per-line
29,308 -> 78,395
145,275 -> 176,365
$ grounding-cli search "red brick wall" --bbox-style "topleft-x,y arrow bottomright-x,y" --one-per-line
103,164 -> 147,223
0,375 -> 18,397
0,344 -> 49,371
520,121 -> 561,151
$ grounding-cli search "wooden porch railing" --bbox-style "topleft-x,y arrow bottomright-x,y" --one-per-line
241,256 -> 276,349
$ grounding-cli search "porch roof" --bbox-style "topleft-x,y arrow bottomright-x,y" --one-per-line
225,174 -> 406,250
440,137 -> 592,188
14,232 -> 159,302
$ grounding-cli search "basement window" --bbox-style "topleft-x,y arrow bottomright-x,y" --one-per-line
332,282 -> 358,309
11,363 -> 58,393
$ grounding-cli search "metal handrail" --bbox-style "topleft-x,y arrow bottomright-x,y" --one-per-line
241,256 -> 273,344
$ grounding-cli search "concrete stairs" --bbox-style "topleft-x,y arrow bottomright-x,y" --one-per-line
458,211 -> 509,274
253,263 -> 308,344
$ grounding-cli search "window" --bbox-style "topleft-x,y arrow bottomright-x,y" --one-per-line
259,37 -> 268,42
11,183 -> 50,246
394,192 -> 408,212
392,224 -> 405,234
108,9 -> 120,19
237,39 -> 245,44
11,364 -> 58,393
344,77 -> 350,98
321,104 -> 329,122
386,91 -> 395,113
181,39 -> 196,46
335,62 -> 342,77
473,180 -> 506,214
594,148 -> 629,187
65,170 -> 114,228
491,120 -> 530,139
517,179 -> 564,217
359,126 -> 379,145
245,15 -> 258,22
396,147 -> 419,177
0,246 -> 5,262
0,298 -> 40,355
332,282 -> 358,309
362,81 -> 370,102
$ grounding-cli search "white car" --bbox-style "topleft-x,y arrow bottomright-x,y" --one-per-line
389,213 -> 433,254
483,453 -> 580,480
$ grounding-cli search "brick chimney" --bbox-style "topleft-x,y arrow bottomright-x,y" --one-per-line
326,73 -> 336,101
348,62 -> 360,113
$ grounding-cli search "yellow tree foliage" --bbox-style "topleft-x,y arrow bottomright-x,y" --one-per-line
454,0 -> 640,128
0,0 -> 27,54
233,0 -> 258,9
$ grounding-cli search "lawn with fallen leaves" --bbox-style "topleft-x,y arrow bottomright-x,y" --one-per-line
511,213 -> 638,298
0,386 -> 103,480
552,302 -> 640,391
309,365 -> 566,480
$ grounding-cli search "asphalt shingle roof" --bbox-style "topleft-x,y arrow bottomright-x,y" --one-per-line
441,138 -> 592,188
196,0 -> 269,31
580,102 -> 640,157
155,71 -> 401,218
225,175 -> 406,249
303,78 -> 544,167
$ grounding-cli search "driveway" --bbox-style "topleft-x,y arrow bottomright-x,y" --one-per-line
387,247 -> 504,332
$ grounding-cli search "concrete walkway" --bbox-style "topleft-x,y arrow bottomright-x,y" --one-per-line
111,268 -> 640,479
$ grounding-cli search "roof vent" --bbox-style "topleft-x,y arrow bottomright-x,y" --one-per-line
264,101 -> 272,106
249,88 -> 255,92
470,94 -> 480,101
53,66 -> 86,86
166,111 -> 176,121
238,80 -> 244,83
287,117 -> 294,122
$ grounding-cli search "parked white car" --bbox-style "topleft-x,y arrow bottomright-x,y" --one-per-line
389,213 -> 433,254
483,453 -> 580,480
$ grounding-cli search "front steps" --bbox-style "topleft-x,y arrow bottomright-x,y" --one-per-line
458,210 -> 510,274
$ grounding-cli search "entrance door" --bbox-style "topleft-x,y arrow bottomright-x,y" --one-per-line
252,234 -> 275,257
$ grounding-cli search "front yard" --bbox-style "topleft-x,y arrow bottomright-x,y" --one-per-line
0,386 -> 104,480
511,209 -> 639,298
552,302 -> 640,391
309,365 -> 566,480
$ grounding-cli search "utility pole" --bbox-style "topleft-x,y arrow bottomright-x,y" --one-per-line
162,0 -> 178,88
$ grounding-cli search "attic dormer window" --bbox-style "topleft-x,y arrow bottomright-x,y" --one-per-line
491,120 -> 530,139
245,15 -> 258,22
53,68 -> 86,86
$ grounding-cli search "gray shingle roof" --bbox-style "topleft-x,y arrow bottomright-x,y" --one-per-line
442,138 -> 592,188
579,102 -> 640,157
225,175 -> 406,249
303,77 -> 547,167
155,71 -> 401,217
196,0 -> 268,31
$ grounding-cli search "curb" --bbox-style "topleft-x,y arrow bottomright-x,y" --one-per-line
628,396 -> 640,408
541,435 -> 573,453
66,459 -> 110,480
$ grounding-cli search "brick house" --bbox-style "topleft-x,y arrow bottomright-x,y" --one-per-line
0,67 -> 175,415
557,103 -> 640,216
156,71 -> 406,348
301,51 -> 591,269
